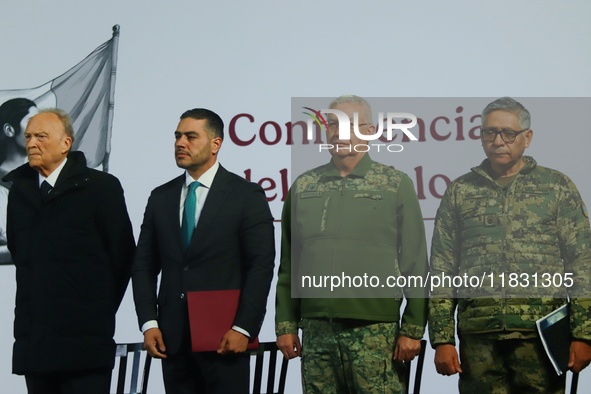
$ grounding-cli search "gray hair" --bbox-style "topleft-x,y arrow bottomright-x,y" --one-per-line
482,97 -> 531,129
329,95 -> 373,123
37,108 -> 75,144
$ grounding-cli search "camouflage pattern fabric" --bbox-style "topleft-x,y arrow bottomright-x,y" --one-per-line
429,156 -> 591,346
458,335 -> 565,394
300,318 -> 406,394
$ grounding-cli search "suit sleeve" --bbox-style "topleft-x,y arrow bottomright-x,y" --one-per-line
232,183 -> 275,338
131,192 -> 162,329
96,176 -> 136,311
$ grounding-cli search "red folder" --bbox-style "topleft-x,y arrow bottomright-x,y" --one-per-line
187,289 -> 259,352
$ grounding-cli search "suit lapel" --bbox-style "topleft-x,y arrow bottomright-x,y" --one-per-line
167,175 -> 185,253
188,166 -> 232,256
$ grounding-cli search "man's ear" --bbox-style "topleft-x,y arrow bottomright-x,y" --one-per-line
211,137 -> 223,155
364,124 -> 376,136
3,123 -> 15,138
61,136 -> 73,155
524,129 -> 533,148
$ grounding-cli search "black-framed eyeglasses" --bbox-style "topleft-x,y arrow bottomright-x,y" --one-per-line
481,128 -> 529,143
327,122 -> 369,131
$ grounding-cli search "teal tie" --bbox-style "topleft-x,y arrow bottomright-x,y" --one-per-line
181,181 -> 200,249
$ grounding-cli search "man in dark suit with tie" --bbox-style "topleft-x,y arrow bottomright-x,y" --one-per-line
4,108 -> 135,393
132,108 -> 275,394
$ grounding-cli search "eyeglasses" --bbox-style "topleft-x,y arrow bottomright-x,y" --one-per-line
480,128 -> 529,143
327,122 -> 369,131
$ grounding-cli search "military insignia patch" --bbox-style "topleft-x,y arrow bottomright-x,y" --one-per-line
582,202 -> 589,219
483,214 -> 498,226
306,183 -> 318,192
301,192 -> 322,199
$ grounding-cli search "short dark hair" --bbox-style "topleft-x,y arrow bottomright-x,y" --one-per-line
0,98 -> 37,134
180,108 -> 224,140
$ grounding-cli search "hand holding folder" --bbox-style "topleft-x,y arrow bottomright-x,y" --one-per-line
187,289 -> 259,352
536,303 -> 569,375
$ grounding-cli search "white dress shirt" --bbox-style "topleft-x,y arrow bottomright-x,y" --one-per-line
178,161 -> 218,227
39,157 -> 68,187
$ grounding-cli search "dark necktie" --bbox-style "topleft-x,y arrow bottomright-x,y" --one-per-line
181,181 -> 200,249
40,180 -> 52,198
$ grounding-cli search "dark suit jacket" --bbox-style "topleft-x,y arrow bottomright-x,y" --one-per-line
4,151 -> 135,374
132,165 -> 275,355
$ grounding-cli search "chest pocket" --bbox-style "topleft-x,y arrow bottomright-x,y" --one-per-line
458,194 -> 502,243
517,186 -> 554,204
352,193 -> 384,207
512,186 -> 557,228
296,192 -> 331,236
349,192 -> 388,216
459,195 -> 490,222
347,192 -> 396,239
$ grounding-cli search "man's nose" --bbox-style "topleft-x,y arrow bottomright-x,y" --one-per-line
493,133 -> 506,145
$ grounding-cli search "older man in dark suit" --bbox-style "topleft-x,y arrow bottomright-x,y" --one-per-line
4,108 -> 135,393
132,108 -> 275,394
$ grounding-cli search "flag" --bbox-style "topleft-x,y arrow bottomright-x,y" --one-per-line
0,25 -> 121,170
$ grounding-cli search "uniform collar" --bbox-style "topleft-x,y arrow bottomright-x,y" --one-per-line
473,155 -> 537,180
322,154 -> 374,179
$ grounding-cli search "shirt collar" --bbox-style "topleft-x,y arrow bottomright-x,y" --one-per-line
322,154 -> 374,179
39,157 -> 68,187
184,160 -> 219,189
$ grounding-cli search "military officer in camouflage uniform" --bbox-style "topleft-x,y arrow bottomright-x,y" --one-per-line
276,95 -> 428,393
429,97 -> 591,393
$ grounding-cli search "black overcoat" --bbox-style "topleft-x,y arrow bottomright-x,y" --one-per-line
4,151 -> 135,374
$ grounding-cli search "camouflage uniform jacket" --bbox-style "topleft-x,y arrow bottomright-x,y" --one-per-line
429,156 -> 591,346
276,154 -> 428,339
